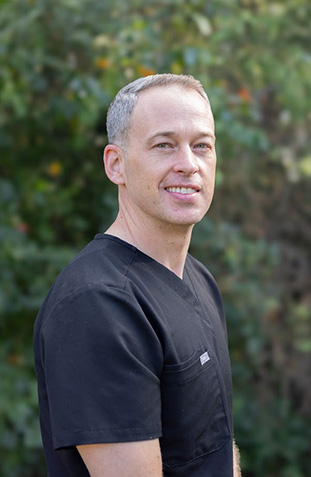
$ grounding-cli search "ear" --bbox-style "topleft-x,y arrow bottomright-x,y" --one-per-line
103,144 -> 125,185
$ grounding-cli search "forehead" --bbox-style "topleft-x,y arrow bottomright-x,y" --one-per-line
129,85 -> 214,134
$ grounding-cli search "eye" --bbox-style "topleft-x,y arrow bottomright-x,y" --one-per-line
195,143 -> 212,150
155,142 -> 174,151
156,143 -> 172,149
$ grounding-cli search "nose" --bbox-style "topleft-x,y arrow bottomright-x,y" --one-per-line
173,146 -> 199,175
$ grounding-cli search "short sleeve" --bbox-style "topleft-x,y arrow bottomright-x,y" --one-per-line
40,283 -> 163,450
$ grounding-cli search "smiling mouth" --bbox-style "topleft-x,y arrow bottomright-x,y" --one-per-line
165,187 -> 198,194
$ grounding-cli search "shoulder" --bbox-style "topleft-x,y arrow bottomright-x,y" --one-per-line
57,235 -> 137,291
36,235 -> 140,327
61,234 -> 137,288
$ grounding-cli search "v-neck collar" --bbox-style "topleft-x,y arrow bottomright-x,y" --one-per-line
97,233 -> 198,306
95,233 -> 215,330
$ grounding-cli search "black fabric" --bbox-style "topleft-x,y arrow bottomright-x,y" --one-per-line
34,234 -> 233,476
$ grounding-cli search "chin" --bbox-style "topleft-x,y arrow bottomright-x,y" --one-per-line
166,215 -> 206,228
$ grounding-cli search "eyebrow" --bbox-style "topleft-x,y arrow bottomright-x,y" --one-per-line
147,130 -> 216,144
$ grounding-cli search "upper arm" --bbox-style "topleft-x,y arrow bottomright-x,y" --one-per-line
77,439 -> 163,477
42,285 -> 162,450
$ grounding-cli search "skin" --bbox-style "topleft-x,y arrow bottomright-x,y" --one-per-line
78,84 -> 241,476
233,440 -> 242,477
77,440 -> 163,477
104,84 -> 217,278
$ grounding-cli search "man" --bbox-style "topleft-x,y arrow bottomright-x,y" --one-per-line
34,73 -> 241,476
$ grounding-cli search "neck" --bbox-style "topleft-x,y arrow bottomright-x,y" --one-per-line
106,211 -> 193,279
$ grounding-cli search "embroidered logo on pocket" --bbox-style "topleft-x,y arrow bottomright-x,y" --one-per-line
200,351 -> 210,366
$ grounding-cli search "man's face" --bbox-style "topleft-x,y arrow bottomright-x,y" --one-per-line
118,84 -> 217,231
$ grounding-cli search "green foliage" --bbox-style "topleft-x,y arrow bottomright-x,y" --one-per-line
0,0 -> 310,475
0,351 -> 45,477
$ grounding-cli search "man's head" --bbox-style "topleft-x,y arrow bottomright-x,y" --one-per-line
106,73 -> 210,146
104,74 -> 216,231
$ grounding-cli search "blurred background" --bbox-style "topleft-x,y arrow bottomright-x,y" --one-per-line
0,0 -> 310,475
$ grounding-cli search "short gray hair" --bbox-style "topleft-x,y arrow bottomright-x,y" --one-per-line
106,73 -> 210,145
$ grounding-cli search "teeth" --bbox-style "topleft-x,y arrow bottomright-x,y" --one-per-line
166,187 -> 196,194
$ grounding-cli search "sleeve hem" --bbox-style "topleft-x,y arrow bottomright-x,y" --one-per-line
53,426 -> 162,450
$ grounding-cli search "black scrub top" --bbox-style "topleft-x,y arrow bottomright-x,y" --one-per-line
34,234 -> 233,476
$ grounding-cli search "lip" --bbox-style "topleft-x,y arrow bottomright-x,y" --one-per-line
163,185 -> 201,202
164,184 -> 201,193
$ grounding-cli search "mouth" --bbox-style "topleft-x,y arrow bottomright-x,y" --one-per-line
165,186 -> 199,195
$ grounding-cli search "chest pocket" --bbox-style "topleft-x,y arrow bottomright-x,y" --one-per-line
160,347 -> 231,468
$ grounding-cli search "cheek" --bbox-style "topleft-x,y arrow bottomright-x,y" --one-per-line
202,160 -> 216,178
125,168 -> 152,195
